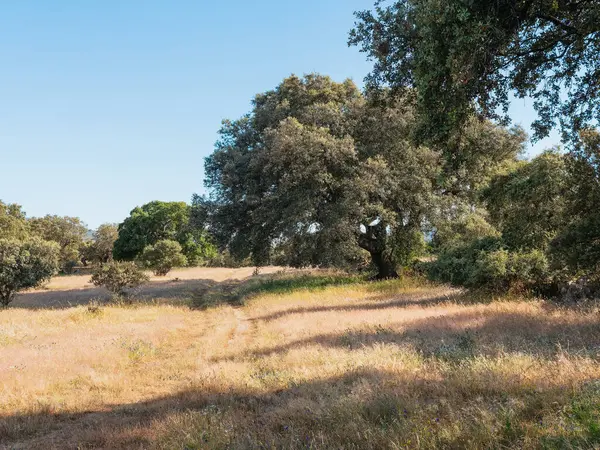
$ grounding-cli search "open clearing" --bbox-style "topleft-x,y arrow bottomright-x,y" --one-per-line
2,268 -> 600,449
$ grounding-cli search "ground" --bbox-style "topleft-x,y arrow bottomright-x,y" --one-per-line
1,268 -> 600,449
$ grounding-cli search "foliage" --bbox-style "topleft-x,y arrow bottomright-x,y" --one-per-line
0,237 -> 59,306
0,201 -> 29,240
205,250 -> 252,268
178,228 -> 217,267
484,150 -> 568,251
138,239 -> 187,276
432,207 -> 500,250
350,0 -> 600,146
87,223 -> 119,265
203,74 -> 521,279
439,119 -> 527,200
90,261 -> 149,298
113,201 -> 216,265
429,237 -> 549,291
431,151 -> 568,292
79,240 -> 94,267
552,130 -> 600,279
28,215 -> 88,273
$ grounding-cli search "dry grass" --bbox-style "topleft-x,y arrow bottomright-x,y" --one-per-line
13,266 -> 287,309
2,269 -> 600,449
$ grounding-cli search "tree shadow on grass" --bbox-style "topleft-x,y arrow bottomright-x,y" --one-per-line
251,290 -> 465,323
11,271 -> 369,311
2,367 -> 599,449
219,308 -> 600,362
189,272 -> 367,309
11,279 -> 220,310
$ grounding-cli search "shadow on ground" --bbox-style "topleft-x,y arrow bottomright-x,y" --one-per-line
11,279 -> 220,310
2,366 -> 598,449
4,273 -> 600,448
220,306 -> 600,363
10,271 -> 367,310
189,272 -> 367,310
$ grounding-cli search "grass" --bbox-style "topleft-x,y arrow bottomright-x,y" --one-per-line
234,272 -> 365,297
2,267 -> 600,448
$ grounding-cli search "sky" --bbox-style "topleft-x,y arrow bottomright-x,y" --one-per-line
0,1 -> 560,229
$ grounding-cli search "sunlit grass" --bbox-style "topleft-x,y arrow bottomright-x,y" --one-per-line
1,269 -> 600,449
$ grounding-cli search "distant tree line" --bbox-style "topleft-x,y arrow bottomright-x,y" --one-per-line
0,200 -> 217,306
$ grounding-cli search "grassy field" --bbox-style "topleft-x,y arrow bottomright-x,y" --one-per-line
1,268 -> 600,449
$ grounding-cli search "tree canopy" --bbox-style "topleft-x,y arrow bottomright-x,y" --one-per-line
138,239 -> 187,276
113,201 -> 215,265
83,223 -> 119,265
0,201 -> 29,241
28,215 -> 88,273
203,74 -> 523,278
350,0 -> 600,145
484,149 -> 568,251
552,130 -> 600,278
0,237 -> 59,306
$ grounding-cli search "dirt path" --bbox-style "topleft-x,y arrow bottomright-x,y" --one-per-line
228,308 -> 252,346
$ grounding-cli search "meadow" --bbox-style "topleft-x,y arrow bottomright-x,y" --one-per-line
1,268 -> 600,449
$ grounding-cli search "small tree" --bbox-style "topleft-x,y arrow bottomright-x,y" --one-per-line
83,223 -> 119,266
138,239 -> 187,276
113,201 -> 216,264
0,238 -> 59,307
0,201 -> 29,240
29,215 -> 88,273
91,261 -> 149,298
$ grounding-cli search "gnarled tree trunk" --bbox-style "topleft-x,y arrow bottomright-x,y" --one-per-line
358,223 -> 399,280
369,251 -> 399,280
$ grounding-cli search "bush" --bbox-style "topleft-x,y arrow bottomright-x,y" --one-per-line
0,238 -> 59,307
428,237 -> 550,292
91,261 -> 149,298
552,214 -> 600,280
207,250 -> 252,268
138,239 -> 187,276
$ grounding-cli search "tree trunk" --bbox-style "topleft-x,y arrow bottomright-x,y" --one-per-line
370,251 -> 399,280
0,291 -> 14,307
358,222 -> 399,280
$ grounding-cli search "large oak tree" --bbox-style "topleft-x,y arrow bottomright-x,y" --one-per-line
203,74 -> 523,278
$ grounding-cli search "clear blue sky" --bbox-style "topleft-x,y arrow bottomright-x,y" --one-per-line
0,1 -> 560,229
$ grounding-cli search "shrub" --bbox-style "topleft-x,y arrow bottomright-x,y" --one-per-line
207,250 -> 252,268
138,239 -> 187,276
0,238 -> 59,307
429,238 -> 550,292
91,261 -> 149,298
428,237 -> 502,287
432,209 -> 500,250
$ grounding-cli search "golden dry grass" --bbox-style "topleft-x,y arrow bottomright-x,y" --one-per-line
13,266 -> 286,309
2,269 -> 600,449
